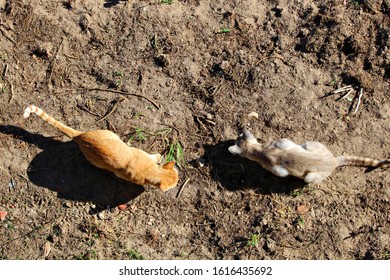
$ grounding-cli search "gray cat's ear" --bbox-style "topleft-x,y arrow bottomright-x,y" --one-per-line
228,145 -> 242,155
242,129 -> 256,142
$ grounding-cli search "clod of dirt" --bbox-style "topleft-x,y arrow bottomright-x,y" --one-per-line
297,204 -> 310,215
97,212 -> 105,220
32,41 -> 54,59
342,69 -> 374,92
154,54 -> 170,67
63,0 -> 76,10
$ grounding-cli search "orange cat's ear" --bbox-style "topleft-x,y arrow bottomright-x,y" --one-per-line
163,161 -> 175,170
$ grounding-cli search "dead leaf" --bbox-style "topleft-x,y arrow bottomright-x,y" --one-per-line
43,241 -> 51,259
297,204 -> 310,215
0,211 -> 7,221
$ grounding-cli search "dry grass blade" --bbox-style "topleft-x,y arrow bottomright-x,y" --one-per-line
0,26 -> 17,44
353,88 -> 363,114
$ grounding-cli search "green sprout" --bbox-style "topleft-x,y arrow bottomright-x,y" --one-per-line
246,233 -> 260,247
166,140 -> 186,168
160,0 -> 174,4
127,249 -> 145,260
216,28 -> 231,34
129,128 -> 148,142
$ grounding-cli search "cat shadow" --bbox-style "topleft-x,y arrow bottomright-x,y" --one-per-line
202,140 -> 305,194
0,125 -> 144,212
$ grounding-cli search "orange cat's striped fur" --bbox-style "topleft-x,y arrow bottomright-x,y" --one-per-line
229,129 -> 389,184
23,105 -> 179,191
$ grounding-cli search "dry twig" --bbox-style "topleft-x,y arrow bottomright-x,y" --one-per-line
80,87 -> 160,110
96,97 -> 126,122
0,26 -> 17,44
353,88 -> 363,114
176,178 -> 190,198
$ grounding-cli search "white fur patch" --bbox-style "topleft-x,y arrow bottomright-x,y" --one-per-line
246,138 -> 258,144
304,173 -> 323,184
228,145 -> 242,155
23,105 -> 40,118
273,139 -> 296,150
148,153 -> 162,163
272,165 -> 289,177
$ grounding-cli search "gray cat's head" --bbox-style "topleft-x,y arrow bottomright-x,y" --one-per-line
228,128 -> 257,156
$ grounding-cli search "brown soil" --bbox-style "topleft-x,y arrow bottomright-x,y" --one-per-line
0,0 -> 389,260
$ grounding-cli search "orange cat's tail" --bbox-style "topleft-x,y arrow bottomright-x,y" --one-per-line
23,105 -> 82,138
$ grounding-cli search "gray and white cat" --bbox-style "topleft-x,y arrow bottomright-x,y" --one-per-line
229,129 -> 389,184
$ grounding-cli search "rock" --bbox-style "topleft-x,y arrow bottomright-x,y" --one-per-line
248,112 -> 259,119
196,157 -> 206,167
97,212 -> 105,220
205,113 -> 213,120
63,202 -> 72,208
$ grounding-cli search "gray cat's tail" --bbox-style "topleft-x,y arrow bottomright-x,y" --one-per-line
337,155 -> 390,168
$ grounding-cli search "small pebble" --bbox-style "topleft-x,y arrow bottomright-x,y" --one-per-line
63,202 -> 72,208
196,157 -> 206,167
97,212 -> 105,220
248,112 -> 259,119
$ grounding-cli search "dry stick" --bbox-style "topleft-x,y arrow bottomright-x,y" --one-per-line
332,85 -> 353,94
8,82 -> 14,103
176,177 -> 190,198
320,85 -> 353,99
96,97 -> 126,122
3,63 -> 8,77
47,39 -> 64,90
336,88 -> 354,101
77,104 -> 102,118
79,87 -> 160,110
3,63 -> 14,103
0,26 -> 17,44
353,88 -> 363,114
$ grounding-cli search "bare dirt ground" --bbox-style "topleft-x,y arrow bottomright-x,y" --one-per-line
0,0 -> 389,260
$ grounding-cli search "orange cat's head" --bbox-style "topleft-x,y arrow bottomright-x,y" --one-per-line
158,161 -> 179,192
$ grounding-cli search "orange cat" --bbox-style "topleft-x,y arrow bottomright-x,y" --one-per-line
23,105 -> 179,191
